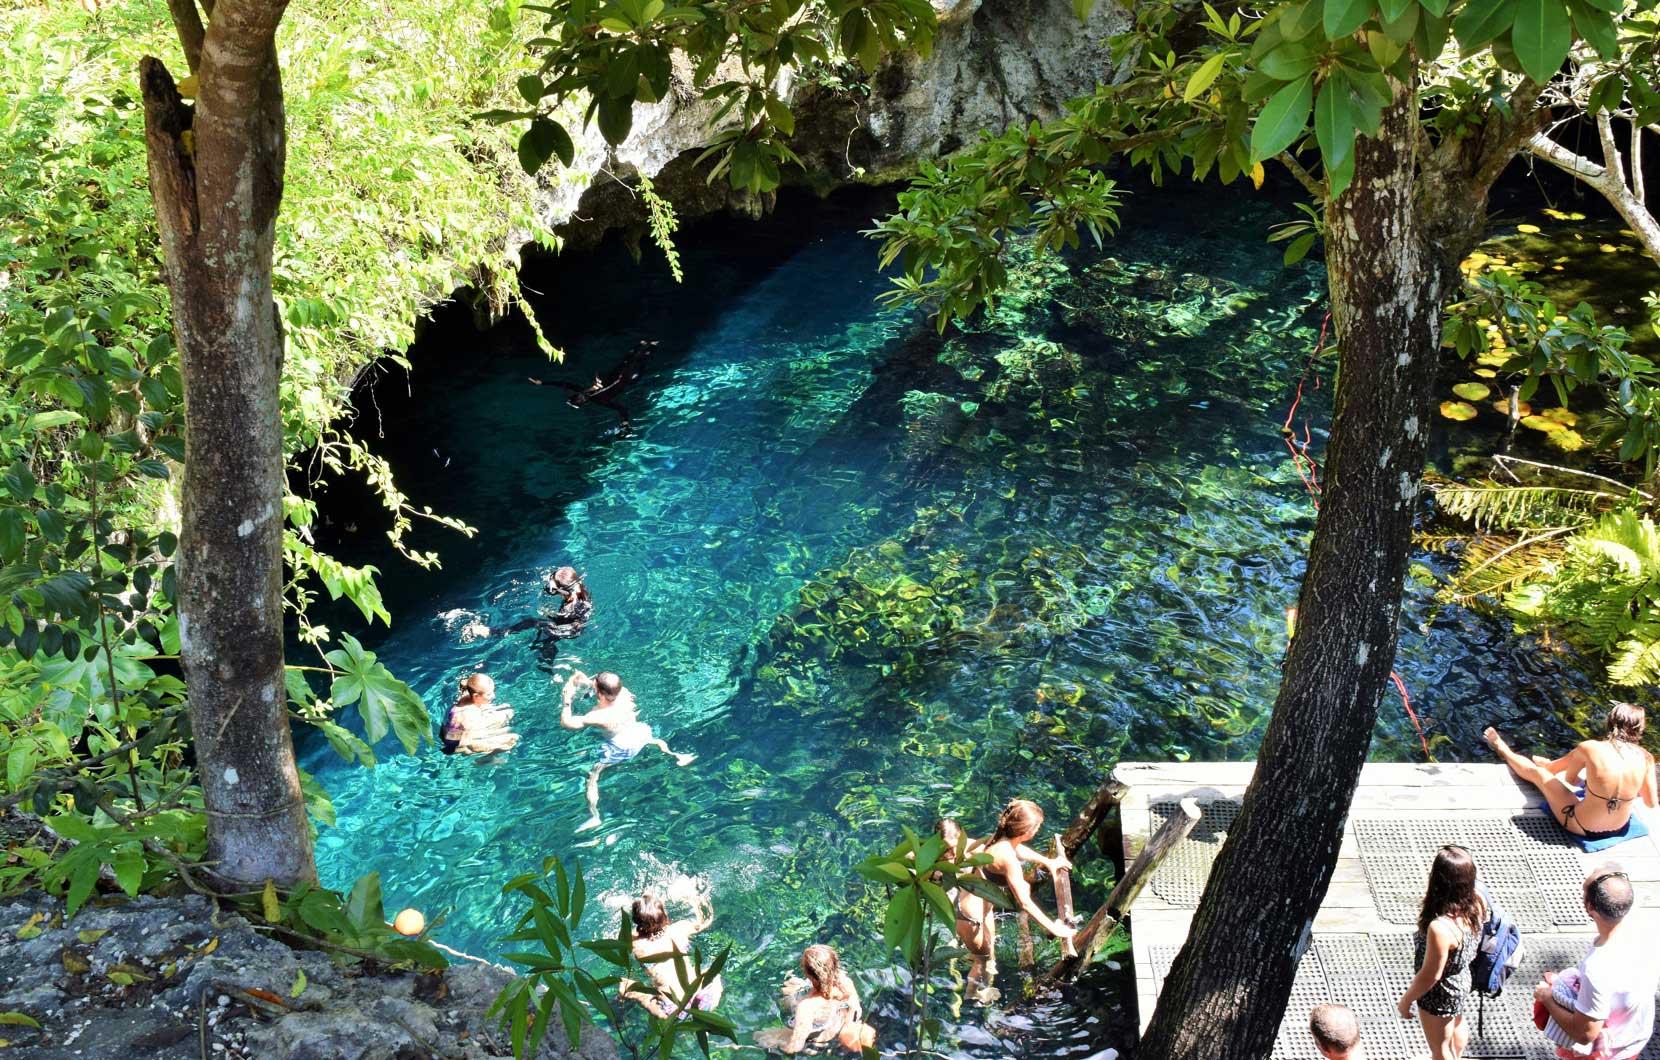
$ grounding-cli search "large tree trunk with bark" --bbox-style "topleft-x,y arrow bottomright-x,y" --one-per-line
1137,81 -> 1443,1058
140,0 -> 314,887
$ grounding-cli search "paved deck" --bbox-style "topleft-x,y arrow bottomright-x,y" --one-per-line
1117,761 -> 1660,1059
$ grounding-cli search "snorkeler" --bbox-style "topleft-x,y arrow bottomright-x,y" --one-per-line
560,669 -> 696,831
528,339 -> 656,432
440,673 -> 519,755
619,889 -> 724,1016
501,566 -> 593,650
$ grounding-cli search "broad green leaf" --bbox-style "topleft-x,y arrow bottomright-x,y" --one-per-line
1314,79 -> 1357,171
1510,0 -> 1571,83
23,410 -> 80,431
1184,53 -> 1227,101
291,969 -> 307,998
597,96 -> 633,146
1377,0 -> 1413,23
326,635 -> 430,753
1259,41 -> 1319,80
1565,0 -> 1617,59
1284,231 -> 1319,264
1324,0 -> 1373,38
0,1013 -> 41,1029
111,845 -> 144,897
1453,0 -> 1519,50
344,872 -> 385,932
1250,75 -> 1314,163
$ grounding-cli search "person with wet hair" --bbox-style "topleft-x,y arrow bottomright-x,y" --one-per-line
619,888 -> 723,1016
499,565 -> 593,651
560,669 -> 696,830
528,339 -> 656,432
1485,703 -> 1657,841
440,673 -> 519,755
1398,845 -> 1487,1059
955,798 -> 1075,1004
1534,863 -> 1657,1059
755,944 -> 876,1054
1310,1003 -> 1365,1059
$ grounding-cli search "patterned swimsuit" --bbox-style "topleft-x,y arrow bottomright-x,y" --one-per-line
1414,919 -> 1477,1017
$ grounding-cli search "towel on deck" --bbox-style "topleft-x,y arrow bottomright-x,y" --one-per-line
1539,802 -> 1652,851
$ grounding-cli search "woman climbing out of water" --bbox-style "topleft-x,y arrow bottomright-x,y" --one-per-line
954,798 -> 1075,1004
1398,845 -> 1487,1060
754,944 -> 876,1054
618,889 -> 724,1016
1485,702 -> 1656,841
440,673 -> 519,755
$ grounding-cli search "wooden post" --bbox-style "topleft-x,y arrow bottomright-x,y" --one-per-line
1061,772 -> 1131,854
1017,913 -> 1035,969
1052,836 -> 1075,927
1045,797 -> 1201,982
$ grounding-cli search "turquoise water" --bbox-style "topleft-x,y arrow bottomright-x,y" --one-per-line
302,187 -> 1602,1056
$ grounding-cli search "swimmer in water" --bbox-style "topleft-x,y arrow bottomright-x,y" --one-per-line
754,945 -> 876,1054
440,673 -> 519,755
528,339 -> 656,432
560,669 -> 696,831
502,566 -> 593,651
619,890 -> 724,1016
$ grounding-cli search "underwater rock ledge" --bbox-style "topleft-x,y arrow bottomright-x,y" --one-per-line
0,892 -> 614,1060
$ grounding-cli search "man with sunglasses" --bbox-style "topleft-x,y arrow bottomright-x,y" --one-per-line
1534,864 -> 1656,1059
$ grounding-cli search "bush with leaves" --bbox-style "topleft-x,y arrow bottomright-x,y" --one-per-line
490,857 -> 737,1059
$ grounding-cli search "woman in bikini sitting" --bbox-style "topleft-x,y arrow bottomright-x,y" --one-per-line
1485,702 -> 1656,841
755,944 -> 875,1054
619,890 -> 723,1016
954,799 -> 1075,1003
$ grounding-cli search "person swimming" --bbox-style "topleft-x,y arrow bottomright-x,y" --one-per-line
560,669 -> 696,831
500,566 -> 593,650
528,339 -> 656,432
439,673 -> 519,755
618,890 -> 724,1017
1485,703 -> 1657,840
955,798 -> 1075,1003
754,944 -> 876,1054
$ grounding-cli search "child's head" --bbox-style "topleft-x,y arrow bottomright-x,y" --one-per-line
632,893 -> 669,939
993,799 -> 1044,843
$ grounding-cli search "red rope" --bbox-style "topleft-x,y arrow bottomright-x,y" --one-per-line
1281,312 -> 1430,760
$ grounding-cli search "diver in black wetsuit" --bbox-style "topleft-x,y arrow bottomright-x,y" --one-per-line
502,566 -> 593,652
528,340 -> 656,432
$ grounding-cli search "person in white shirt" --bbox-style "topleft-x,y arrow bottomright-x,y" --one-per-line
1534,863 -> 1657,1059
1310,1003 -> 1366,1059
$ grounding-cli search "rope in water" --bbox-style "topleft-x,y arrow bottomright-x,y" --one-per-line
1282,312 -> 1432,760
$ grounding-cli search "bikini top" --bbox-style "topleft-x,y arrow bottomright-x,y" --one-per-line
1584,740 -> 1646,812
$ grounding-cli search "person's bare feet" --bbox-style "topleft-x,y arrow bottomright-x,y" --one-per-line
1482,726 -> 1508,754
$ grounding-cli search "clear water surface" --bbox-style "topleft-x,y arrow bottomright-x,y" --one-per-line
302,186 -> 1607,1057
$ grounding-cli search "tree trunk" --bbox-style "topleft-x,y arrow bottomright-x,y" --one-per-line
1137,80 -> 1442,1058
140,0 -> 314,887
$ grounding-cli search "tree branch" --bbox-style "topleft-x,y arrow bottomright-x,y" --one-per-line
1275,152 -> 1323,198
1527,129 -> 1607,182
163,0 -> 206,74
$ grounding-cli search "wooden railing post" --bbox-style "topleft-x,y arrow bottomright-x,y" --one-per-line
1045,797 -> 1200,983
1060,772 -> 1131,854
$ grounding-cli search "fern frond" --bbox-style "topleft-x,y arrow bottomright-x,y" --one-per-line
1609,625 -> 1660,685
1431,481 -> 1612,532
1442,531 -> 1568,604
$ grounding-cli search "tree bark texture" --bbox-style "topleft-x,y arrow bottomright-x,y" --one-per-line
1138,81 -> 1443,1059
140,0 -> 314,887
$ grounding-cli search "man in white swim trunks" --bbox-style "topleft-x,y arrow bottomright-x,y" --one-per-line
561,670 -> 696,830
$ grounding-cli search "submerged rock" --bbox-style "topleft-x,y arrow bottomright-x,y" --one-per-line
0,892 -> 614,1060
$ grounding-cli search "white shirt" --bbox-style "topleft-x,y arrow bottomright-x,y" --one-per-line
1576,920 -> 1659,1059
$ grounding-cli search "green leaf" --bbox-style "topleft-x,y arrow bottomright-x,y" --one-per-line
518,119 -> 566,175
291,969 -> 307,998
1324,0 -> 1373,38
1453,0 -> 1519,50
1183,53 -> 1227,101
1314,79 -> 1356,171
1259,41 -> 1319,80
1510,0 -> 1571,83
597,96 -> 633,146
23,410 -> 81,431
0,510 -> 23,561
919,880 -> 957,925
0,1012 -> 41,1029
3,461 -> 37,502
112,845 -> 144,897
1377,0 -> 1413,23
1250,75 -> 1314,163
344,872 -> 385,932
1284,231 -> 1319,264
516,75 -> 544,106
325,635 -> 430,753
1564,0 -> 1616,59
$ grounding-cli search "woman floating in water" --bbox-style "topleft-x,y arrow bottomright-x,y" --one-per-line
955,798 -> 1074,1003
439,673 -> 519,755
1485,702 -> 1656,841
619,890 -> 724,1016
1397,845 -> 1486,1060
754,944 -> 876,1054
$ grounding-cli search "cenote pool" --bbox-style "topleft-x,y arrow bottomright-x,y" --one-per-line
301,185 -> 1610,1057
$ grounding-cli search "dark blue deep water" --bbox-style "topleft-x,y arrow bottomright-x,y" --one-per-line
301,186 -> 1605,1057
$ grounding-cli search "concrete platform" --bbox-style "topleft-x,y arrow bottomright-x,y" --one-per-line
1117,760 -> 1660,1059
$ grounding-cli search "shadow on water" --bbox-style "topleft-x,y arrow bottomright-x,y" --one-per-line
299,181 -> 1614,1058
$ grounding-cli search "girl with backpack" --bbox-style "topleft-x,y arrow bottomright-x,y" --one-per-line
1398,845 -> 1490,1059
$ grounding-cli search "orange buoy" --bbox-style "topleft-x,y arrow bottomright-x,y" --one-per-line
393,908 -> 426,937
